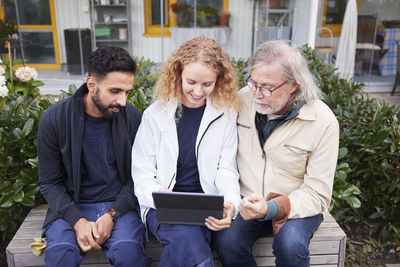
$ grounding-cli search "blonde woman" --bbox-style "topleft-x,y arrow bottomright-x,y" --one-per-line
131,36 -> 241,267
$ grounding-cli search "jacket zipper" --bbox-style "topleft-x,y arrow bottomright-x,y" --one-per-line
262,151 -> 266,196
196,113 -> 224,162
167,172 -> 176,190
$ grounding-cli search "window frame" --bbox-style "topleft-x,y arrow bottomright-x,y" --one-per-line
143,0 -> 229,37
321,0 -> 359,37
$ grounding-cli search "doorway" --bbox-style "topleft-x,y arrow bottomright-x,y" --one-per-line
0,0 -> 61,69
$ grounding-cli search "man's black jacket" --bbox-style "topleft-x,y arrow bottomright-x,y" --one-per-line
37,83 -> 141,229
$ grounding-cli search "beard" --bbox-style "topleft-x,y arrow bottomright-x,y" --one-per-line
92,90 -> 122,119
254,91 -> 291,115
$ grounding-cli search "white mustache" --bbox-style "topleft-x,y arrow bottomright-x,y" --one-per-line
254,99 -> 271,105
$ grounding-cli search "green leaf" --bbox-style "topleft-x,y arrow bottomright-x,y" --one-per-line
12,128 -> 23,139
12,191 -> 24,202
346,196 -> 361,208
31,80 -> 44,87
335,170 -> 347,181
0,199 -> 13,208
369,211 -> 381,219
338,147 -> 348,159
22,118 -> 34,137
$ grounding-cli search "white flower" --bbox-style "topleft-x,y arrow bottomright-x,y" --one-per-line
0,84 -> 9,98
15,66 -> 38,82
0,75 -> 6,86
0,58 -> 2,63
0,66 -> 5,75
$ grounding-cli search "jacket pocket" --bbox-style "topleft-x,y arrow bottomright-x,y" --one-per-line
237,123 -> 252,153
276,144 -> 311,177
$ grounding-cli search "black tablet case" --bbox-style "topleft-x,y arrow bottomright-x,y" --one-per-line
152,192 -> 224,226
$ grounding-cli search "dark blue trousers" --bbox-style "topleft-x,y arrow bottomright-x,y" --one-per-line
147,208 -> 214,267
213,213 -> 323,267
43,202 -> 149,267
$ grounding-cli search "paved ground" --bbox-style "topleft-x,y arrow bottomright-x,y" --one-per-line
37,70 -> 85,95
367,92 -> 400,106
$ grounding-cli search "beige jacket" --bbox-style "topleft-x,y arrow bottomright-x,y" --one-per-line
237,87 -> 339,220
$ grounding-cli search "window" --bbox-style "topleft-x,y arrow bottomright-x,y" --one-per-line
321,0 -> 359,37
143,0 -> 229,37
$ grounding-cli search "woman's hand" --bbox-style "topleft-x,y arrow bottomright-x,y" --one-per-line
205,203 -> 234,231
159,187 -> 172,192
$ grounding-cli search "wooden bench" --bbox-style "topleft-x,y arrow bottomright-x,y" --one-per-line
7,204 -> 346,267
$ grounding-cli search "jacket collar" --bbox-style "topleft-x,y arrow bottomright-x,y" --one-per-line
72,83 -> 89,116
296,100 -> 318,121
158,97 -> 224,128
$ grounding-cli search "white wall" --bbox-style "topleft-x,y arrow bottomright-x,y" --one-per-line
130,0 -> 254,63
292,0 -> 319,47
55,0 -> 91,64
359,0 -> 400,19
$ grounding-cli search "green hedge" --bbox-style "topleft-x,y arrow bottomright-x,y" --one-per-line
302,46 -> 400,248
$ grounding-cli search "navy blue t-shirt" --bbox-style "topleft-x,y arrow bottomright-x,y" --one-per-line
173,105 -> 206,193
79,113 -> 122,203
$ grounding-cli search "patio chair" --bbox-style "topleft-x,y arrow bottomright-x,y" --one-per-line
391,40 -> 400,96
315,27 -> 334,65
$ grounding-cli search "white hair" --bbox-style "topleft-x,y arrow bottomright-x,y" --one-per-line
250,40 -> 321,109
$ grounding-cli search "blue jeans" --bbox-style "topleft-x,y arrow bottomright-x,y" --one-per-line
44,202 -> 149,267
147,208 -> 214,267
213,213 -> 323,267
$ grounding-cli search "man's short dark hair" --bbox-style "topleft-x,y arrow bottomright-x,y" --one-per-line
88,47 -> 137,78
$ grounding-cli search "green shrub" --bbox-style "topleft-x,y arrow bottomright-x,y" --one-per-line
0,94 -> 44,241
0,59 -> 50,241
128,57 -> 158,112
302,45 -> 400,248
230,58 -> 248,89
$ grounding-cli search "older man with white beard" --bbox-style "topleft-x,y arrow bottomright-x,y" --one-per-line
213,40 -> 340,267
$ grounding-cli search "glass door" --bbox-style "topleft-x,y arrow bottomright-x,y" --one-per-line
0,0 -> 60,69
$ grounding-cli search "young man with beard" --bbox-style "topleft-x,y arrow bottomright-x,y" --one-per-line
213,40 -> 340,267
37,47 -> 149,267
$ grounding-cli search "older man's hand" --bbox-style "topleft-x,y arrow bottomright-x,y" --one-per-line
239,194 -> 268,220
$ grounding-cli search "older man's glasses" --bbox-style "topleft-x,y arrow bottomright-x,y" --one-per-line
246,77 -> 287,97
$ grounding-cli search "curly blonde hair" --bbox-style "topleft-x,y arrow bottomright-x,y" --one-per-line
156,36 -> 239,111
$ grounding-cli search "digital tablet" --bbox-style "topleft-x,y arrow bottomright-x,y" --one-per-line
152,191 -> 224,226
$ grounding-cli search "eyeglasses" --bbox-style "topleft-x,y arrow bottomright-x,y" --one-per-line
246,76 -> 287,97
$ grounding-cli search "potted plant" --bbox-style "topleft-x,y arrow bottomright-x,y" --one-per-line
269,0 -> 282,8
0,19 -> 19,54
196,5 -> 217,27
218,10 -> 230,27
170,2 -> 193,27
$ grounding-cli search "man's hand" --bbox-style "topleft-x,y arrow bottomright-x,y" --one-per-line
205,203 -> 234,231
73,218 -> 102,252
239,193 -> 268,220
95,213 -> 114,245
